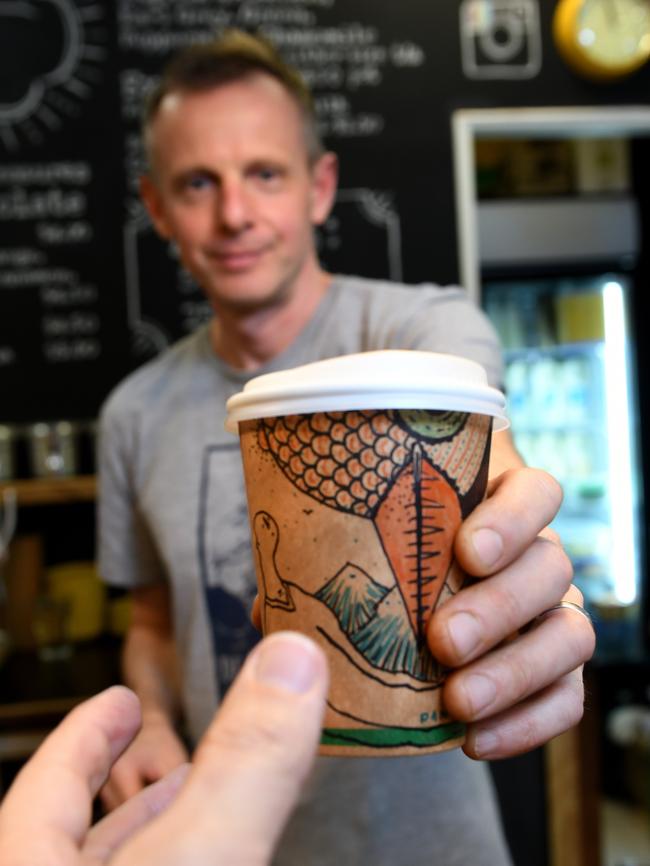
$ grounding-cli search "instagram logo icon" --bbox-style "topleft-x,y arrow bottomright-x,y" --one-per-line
459,0 -> 542,80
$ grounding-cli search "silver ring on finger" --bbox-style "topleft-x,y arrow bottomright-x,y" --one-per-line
533,600 -> 595,634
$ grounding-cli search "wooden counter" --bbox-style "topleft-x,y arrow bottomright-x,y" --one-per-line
0,476 -> 96,507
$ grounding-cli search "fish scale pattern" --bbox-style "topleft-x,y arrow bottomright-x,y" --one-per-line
258,409 -> 470,517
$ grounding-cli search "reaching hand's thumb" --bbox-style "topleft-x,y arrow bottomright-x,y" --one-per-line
114,631 -> 328,866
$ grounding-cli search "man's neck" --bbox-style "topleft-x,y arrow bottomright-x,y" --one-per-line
209,270 -> 332,371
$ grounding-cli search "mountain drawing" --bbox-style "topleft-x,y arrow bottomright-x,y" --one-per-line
316,562 -> 439,682
315,562 -> 388,633
349,587 -> 438,681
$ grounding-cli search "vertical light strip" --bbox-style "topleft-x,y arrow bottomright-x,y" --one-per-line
451,112 -> 481,303
603,280 -> 637,604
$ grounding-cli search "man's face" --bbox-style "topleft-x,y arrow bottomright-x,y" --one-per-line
141,74 -> 336,314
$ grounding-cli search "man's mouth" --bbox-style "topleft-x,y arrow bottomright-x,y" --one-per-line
208,246 -> 268,272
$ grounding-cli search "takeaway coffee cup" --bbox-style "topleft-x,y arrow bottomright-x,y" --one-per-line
226,350 -> 508,757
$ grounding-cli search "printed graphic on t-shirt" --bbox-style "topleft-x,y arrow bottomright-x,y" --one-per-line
197,443 -> 260,698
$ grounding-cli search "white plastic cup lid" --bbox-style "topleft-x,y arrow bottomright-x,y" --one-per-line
225,350 -> 508,433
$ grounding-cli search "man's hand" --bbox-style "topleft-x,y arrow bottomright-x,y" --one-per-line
101,581 -> 186,811
0,632 -> 328,866
100,715 -> 189,811
427,465 -> 596,760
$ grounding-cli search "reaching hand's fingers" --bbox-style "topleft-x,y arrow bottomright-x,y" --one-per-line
455,468 -> 563,576
441,587 -> 595,727
84,764 -> 190,863
462,668 -> 586,760
428,531 -> 573,666
112,632 -> 328,866
0,687 -> 140,865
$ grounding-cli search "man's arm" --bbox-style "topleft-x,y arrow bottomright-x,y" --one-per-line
100,582 -> 189,811
428,428 -> 595,760
122,582 -> 182,724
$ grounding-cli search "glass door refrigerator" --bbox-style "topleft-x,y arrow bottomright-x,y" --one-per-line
479,195 -> 645,661
465,126 -> 650,864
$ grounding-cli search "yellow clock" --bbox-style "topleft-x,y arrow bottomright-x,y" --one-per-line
553,0 -> 650,80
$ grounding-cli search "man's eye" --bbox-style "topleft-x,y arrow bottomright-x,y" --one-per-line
185,174 -> 211,191
255,166 -> 281,182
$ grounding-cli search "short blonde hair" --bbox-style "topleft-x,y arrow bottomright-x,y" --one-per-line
143,29 -> 324,166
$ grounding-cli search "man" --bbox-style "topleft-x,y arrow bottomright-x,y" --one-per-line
0,632 -> 329,866
98,30 -> 595,865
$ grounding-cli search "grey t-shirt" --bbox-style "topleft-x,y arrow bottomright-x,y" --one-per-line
99,276 -> 511,866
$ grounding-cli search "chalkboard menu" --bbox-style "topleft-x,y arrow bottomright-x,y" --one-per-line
2,0 -> 650,424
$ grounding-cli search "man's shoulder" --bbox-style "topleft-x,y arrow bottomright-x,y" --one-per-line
321,275 -> 502,386
100,328 -> 209,419
330,276 -> 474,328
335,275 -> 468,306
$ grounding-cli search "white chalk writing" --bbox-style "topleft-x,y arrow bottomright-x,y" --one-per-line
41,285 -> 99,307
36,221 -> 94,245
42,313 -> 101,337
0,163 -> 91,186
116,3 -> 425,144
43,339 -> 102,362
0,248 -> 46,267
0,188 -> 86,221
0,269 -> 75,289
0,346 -> 16,367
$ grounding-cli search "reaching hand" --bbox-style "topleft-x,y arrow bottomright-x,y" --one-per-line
0,631 -> 328,866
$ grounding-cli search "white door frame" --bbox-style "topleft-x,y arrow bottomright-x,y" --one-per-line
451,105 -> 650,302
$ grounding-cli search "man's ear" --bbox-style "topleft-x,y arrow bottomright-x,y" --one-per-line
140,174 -> 173,240
310,151 -> 338,226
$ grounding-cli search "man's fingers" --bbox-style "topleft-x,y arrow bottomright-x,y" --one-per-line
441,594 -> 595,724
100,761 -> 145,813
100,779 -> 124,814
462,668 -> 586,760
84,764 -> 190,863
428,534 -> 574,666
0,687 -> 140,862
112,632 -> 328,866
251,594 -> 262,631
455,468 -> 563,576
100,718 -> 190,814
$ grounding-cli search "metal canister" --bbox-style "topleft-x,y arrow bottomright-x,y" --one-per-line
29,421 -> 78,478
0,425 -> 14,481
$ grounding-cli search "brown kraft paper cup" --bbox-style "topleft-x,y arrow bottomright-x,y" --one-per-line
237,406 -> 494,757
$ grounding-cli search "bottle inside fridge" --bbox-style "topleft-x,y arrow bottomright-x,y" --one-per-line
484,273 -> 643,657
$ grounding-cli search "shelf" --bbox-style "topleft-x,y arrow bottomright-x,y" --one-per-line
0,637 -> 121,718
0,696 -> 81,725
0,638 -> 121,762
0,475 -> 96,506
478,196 -> 638,267
504,341 -> 603,362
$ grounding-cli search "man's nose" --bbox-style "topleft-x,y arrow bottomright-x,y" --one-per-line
217,178 -> 253,233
